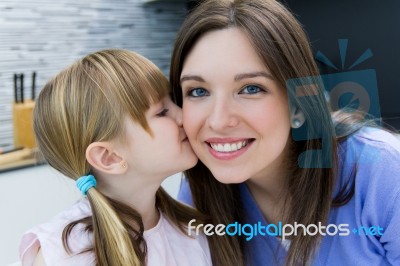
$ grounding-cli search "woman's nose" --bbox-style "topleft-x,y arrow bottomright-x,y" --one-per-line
206,97 -> 239,131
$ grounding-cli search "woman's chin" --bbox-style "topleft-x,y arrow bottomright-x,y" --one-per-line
211,170 -> 249,184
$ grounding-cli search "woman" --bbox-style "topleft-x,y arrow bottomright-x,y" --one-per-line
170,0 -> 400,265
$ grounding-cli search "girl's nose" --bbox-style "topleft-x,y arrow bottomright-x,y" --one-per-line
169,102 -> 183,127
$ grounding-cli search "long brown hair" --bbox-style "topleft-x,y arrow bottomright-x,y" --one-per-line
169,1 -> 348,265
34,49 -> 208,266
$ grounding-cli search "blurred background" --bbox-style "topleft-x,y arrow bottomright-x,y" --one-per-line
284,0 -> 400,129
1,0 -> 399,265
0,0 -> 188,149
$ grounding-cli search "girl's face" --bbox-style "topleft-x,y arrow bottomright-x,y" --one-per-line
122,96 -> 197,179
180,28 -> 292,184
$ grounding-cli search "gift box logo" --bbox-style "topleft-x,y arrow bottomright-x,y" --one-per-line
286,39 -> 381,168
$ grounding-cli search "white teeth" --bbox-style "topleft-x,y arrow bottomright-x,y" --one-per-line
231,143 -> 238,151
237,142 -> 242,149
223,143 -> 231,152
210,140 -> 249,153
217,144 -> 223,151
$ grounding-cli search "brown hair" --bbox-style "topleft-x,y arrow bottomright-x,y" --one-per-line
170,1 -> 346,265
34,49 -> 208,265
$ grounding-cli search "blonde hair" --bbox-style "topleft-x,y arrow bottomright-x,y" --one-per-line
34,49 -> 206,265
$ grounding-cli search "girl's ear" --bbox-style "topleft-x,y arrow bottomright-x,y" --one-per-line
86,142 -> 128,174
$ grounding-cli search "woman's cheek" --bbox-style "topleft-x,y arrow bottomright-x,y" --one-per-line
182,104 -> 200,142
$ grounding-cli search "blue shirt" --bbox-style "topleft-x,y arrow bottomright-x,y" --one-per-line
178,128 -> 400,265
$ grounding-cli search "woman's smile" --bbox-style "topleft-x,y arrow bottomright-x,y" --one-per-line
205,137 -> 255,160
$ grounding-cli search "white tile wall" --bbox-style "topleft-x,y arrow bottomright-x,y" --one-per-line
0,0 -> 187,148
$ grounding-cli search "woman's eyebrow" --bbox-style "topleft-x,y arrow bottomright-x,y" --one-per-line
180,75 -> 205,84
234,71 -> 274,81
180,71 -> 273,85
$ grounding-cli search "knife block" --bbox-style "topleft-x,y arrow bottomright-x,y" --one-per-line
13,100 -> 36,148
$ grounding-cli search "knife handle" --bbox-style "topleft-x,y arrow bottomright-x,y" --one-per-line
20,73 -> 24,103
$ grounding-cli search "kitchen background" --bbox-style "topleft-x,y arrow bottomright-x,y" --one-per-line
0,0 -> 189,149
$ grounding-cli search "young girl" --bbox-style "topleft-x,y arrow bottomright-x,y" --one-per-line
19,49 -> 213,265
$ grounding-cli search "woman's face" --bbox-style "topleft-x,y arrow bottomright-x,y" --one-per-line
180,28 -> 292,184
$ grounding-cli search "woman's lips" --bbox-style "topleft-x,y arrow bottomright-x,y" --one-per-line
205,138 -> 255,160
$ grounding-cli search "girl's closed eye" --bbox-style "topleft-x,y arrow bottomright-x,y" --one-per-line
156,108 -> 169,117
187,87 -> 209,97
239,84 -> 266,95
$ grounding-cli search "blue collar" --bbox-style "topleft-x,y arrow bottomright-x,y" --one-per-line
239,183 -> 287,266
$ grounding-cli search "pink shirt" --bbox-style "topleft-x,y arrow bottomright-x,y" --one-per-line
19,199 -> 212,266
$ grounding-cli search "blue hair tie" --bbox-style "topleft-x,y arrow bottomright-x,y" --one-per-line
76,175 -> 97,196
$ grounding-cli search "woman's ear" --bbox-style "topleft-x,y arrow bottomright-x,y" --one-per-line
290,106 -> 305,129
86,142 -> 128,174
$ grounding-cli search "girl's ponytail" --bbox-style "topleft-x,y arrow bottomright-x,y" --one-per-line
62,175 -> 145,265
87,188 -> 142,265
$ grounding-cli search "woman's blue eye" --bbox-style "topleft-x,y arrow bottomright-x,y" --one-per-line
156,108 -> 169,117
188,88 -> 209,97
240,85 -> 263,94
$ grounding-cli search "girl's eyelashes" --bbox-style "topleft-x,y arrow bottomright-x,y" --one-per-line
156,108 -> 169,117
186,87 -> 209,97
238,84 -> 266,95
